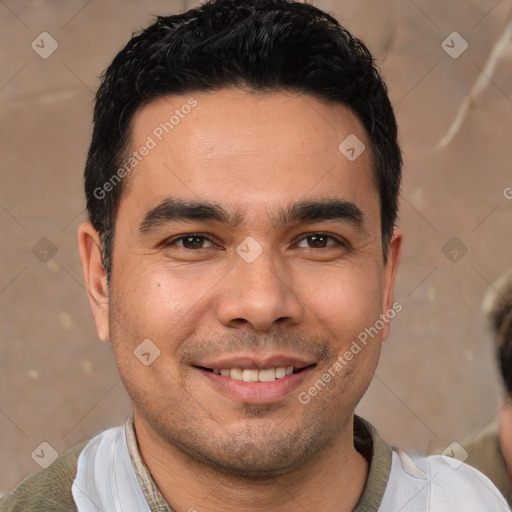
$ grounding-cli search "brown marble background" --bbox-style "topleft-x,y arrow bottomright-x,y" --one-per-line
1,0 -> 512,494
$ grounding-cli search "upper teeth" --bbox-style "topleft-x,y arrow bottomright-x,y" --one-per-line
214,367 -> 294,382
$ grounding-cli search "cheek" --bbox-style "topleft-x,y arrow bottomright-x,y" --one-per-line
110,262 -> 220,345
298,264 -> 384,341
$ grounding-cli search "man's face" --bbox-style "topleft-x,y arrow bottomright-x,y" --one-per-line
82,88 -> 401,477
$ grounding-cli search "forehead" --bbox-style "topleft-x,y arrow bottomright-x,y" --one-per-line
120,88 -> 379,224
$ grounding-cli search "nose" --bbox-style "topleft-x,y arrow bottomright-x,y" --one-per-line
213,249 -> 305,332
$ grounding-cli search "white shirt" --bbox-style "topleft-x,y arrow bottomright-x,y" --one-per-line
71,420 -> 510,512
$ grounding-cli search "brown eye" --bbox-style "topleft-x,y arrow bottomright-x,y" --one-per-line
297,233 -> 339,249
169,235 -> 213,249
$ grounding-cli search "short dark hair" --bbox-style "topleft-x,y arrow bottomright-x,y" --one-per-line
84,0 -> 402,280
483,270 -> 512,396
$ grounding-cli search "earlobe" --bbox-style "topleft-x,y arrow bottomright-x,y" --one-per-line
77,222 -> 111,342
381,226 -> 403,343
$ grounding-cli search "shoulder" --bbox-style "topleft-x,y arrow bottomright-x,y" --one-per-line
0,441 -> 88,512
461,424 -> 512,505
380,448 -> 510,511
462,422 -> 500,465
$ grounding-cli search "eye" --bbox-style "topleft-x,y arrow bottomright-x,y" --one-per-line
167,234 -> 214,249
296,233 -> 343,249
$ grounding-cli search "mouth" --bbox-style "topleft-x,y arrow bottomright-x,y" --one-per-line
195,359 -> 317,403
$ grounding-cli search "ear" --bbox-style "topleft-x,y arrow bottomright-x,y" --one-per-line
380,226 -> 403,343
77,222 -> 110,342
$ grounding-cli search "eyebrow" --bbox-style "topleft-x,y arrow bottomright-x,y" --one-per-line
274,198 -> 364,228
139,197 -> 365,234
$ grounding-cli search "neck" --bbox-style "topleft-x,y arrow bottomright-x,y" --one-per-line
134,413 -> 368,512
499,396 -> 512,482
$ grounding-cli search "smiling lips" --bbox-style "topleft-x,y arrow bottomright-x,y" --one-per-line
197,356 -> 317,403
198,355 -> 315,383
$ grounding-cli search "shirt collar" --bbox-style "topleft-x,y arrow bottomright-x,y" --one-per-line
125,415 -> 176,512
352,415 -> 393,511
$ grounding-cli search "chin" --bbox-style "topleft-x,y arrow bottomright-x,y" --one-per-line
151,415 -> 332,480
